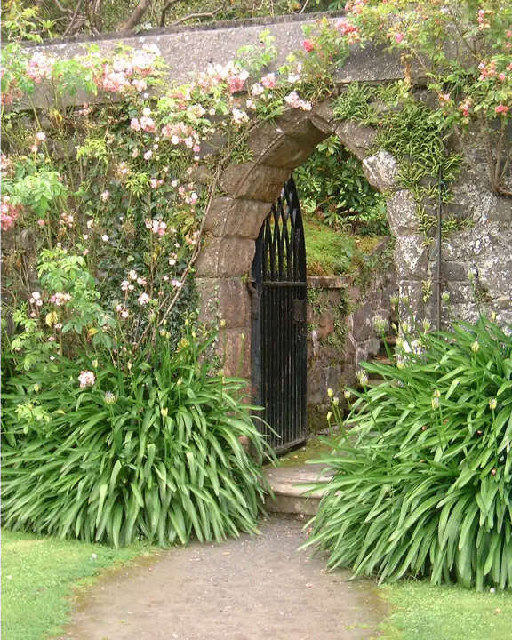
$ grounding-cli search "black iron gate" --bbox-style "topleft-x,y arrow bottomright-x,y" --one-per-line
251,177 -> 308,452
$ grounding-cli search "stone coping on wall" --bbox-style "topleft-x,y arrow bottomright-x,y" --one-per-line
19,14 -> 405,107
307,275 -> 344,289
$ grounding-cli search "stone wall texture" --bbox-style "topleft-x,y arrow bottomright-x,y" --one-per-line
307,258 -> 396,432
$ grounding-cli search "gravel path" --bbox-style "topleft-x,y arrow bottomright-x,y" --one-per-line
63,516 -> 386,640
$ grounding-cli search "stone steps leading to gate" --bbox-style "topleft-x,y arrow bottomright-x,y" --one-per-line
264,464 -> 333,517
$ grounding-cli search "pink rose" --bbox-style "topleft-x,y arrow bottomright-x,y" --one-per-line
302,40 -> 315,53
227,76 -> 245,94
261,73 -> 276,89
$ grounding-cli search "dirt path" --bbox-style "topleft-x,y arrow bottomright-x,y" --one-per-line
63,516 -> 386,640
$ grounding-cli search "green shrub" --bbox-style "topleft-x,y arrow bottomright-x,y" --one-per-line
294,135 -> 388,236
308,317 -> 512,589
2,329 -> 270,547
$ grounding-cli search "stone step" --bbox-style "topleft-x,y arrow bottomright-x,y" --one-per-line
264,464 -> 333,517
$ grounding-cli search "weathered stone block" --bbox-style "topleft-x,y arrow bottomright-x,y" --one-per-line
363,150 -> 399,192
248,123 -> 312,169
274,109 -> 327,148
218,237 -> 255,277
203,196 -> 232,236
220,164 -> 290,201
195,277 -> 221,325
218,277 -> 251,330
442,261 -> 469,282
334,121 -> 377,160
195,236 -> 221,277
386,190 -> 420,236
312,101 -> 335,126
307,275 -> 344,290
395,235 -> 428,280
220,328 -> 251,379
224,199 -> 270,238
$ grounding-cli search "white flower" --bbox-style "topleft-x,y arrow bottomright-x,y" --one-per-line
232,108 -> 249,124
31,291 -> 41,300
142,107 -> 151,117
251,83 -> 264,96
100,190 -> 109,202
78,370 -> 95,388
35,131 -> 46,141
86,219 -> 94,229
101,234 -> 109,242
356,370 -> 368,386
138,292 -> 150,305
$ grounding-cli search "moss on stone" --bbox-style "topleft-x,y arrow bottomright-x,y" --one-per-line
304,218 -> 383,276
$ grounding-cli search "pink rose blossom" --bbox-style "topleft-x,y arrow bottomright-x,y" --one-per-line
140,116 -> 156,133
131,118 -> 141,131
302,40 -> 315,53
284,91 -> 312,111
394,32 -> 404,44
495,105 -> 509,115
228,75 -> 246,94
261,73 -> 276,89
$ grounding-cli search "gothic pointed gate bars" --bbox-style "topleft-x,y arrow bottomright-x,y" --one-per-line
251,177 -> 308,452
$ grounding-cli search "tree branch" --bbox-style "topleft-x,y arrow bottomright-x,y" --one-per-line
118,0 -> 153,32
170,7 -> 223,27
159,0 -> 185,27
62,0 -> 84,36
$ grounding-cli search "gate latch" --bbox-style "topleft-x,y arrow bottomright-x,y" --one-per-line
293,299 -> 307,323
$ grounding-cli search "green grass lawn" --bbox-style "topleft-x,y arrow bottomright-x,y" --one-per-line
1,528 -> 152,640
379,580 -> 512,640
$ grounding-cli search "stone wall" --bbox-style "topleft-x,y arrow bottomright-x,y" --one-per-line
14,15 -> 512,400
307,243 -> 396,432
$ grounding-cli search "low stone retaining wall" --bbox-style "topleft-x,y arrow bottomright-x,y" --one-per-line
307,241 -> 396,432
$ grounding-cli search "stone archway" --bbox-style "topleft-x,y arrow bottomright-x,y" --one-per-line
195,100 -> 425,380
